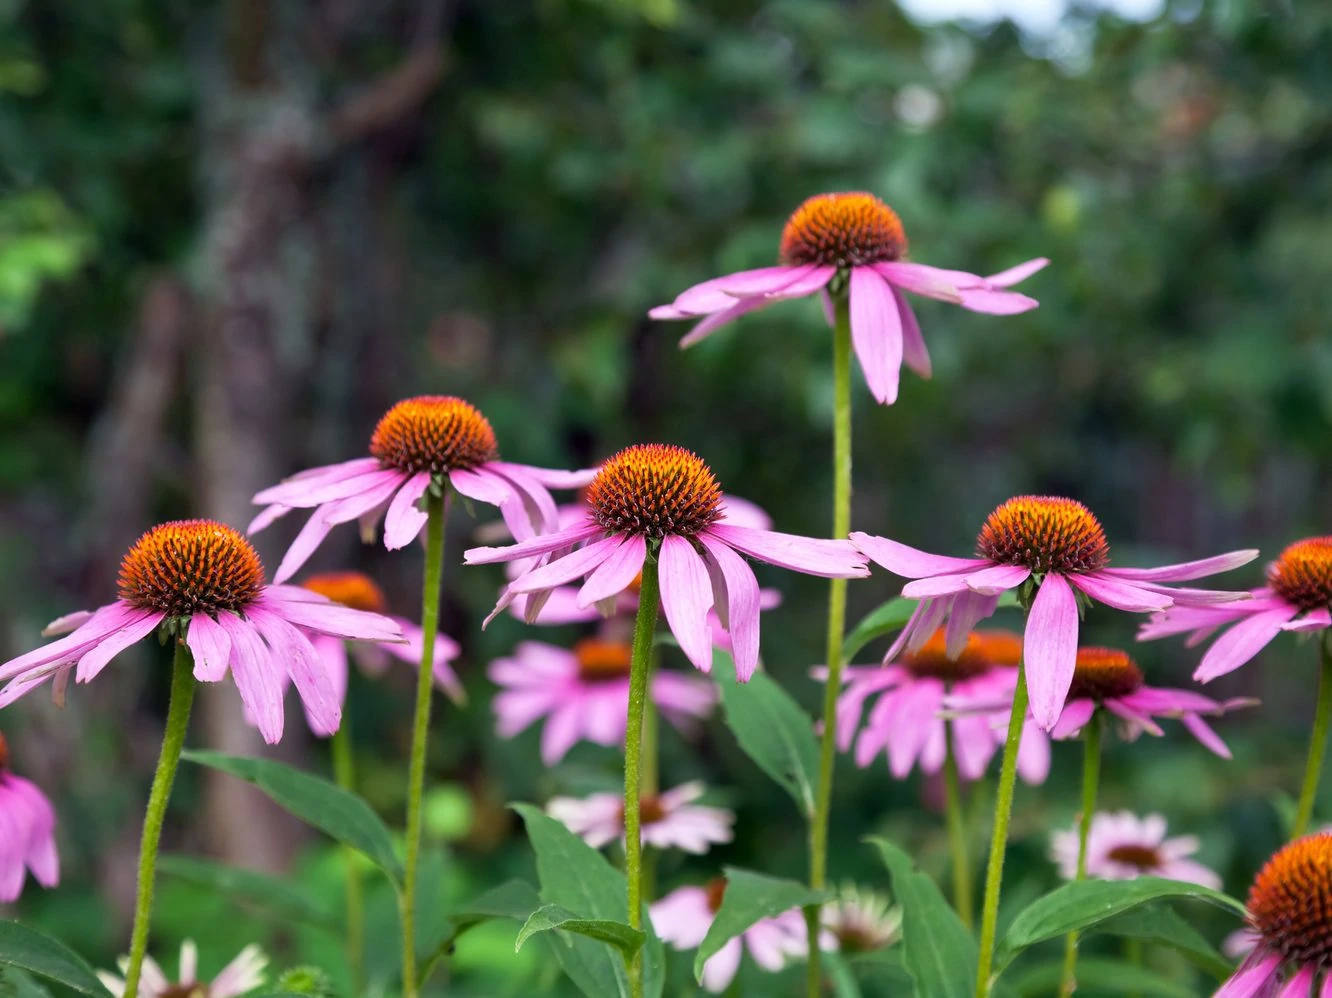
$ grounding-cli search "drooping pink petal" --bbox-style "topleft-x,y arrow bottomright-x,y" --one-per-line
882,596 -> 948,663
1284,607 -> 1332,632
674,265 -> 813,312
1277,964 -> 1315,998
849,266 -> 903,405
698,533 -> 761,681
41,610 -> 94,637
383,472 -> 432,550
1017,718 -> 1051,784
450,468 -> 510,506
464,520 -> 603,565
186,614 -> 233,683
0,602 -> 146,684
873,262 -> 963,303
1101,549 -> 1259,583
251,609 -> 341,737
254,466 -> 402,510
507,464 -> 600,490
892,287 -> 932,378
273,511 -> 337,585
1051,698 -> 1097,740
1103,698 -> 1163,737
576,535 -> 648,608
659,536 -> 716,674
887,682 -> 943,778
1179,714 -> 1232,758
540,702 -> 585,765
1070,573 -> 1173,613
901,573 -> 979,600
508,537 -> 625,594
679,297 -> 769,349
487,462 -> 563,535
247,505 -> 291,535
707,525 -> 869,578
957,288 -> 1039,315
216,614 -> 285,745
251,458 -> 384,506
985,258 -> 1049,287
261,591 -> 404,644
75,611 -> 165,684
1194,607 -> 1296,682
945,591 -> 1001,658
963,563 -> 1032,596
1025,573 -> 1081,731
848,532 -> 987,579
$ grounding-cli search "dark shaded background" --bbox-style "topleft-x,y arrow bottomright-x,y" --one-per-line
0,0 -> 1328,993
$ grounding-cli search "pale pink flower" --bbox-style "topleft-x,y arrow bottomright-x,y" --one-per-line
489,639 -> 715,764
467,444 -> 868,681
98,940 -> 266,997
651,879 -> 808,993
249,396 -> 594,584
1051,811 -> 1220,888
850,495 -> 1256,729
651,193 -> 1046,406
0,521 -> 404,744
0,731 -> 58,902
821,884 -> 902,954
546,781 -> 733,854
1140,537 -> 1332,685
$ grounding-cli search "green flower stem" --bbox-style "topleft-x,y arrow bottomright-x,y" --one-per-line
944,720 -> 974,930
331,720 -> 365,992
1059,712 -> 1103,997
975,664 -> 1029,998
1293,632 -> 1332,839
624,555 -> 662,998
807,290 -> 854,997
641,655 -> 660,904
400,489 -> 447,998
122,640 -> 197,998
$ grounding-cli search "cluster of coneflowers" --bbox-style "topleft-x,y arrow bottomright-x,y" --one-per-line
0,192 -> 1328,998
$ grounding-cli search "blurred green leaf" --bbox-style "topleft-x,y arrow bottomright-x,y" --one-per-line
842,598 -> 918,662
1095,906 -> 1232,980
0,923 -> 110,997
693,867 -> 826,981
157,854 -> 337,931
515,904 -> 645,960
1005,957 -> 1195,997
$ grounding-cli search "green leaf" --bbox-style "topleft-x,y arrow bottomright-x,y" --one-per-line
995,878 -> 1246,971
157,854 -> 337,930
825,951 -> 864,998
842,598 -> 918,662
515,904 -> 645,960
693,868 -> 826,980
448,879 -> 542,929
713,650 -> 819,816
512,804 -> 665,998
1005,957 -> 1196,998
183,751 -> 404,885
1095,905 -> 1232,980
0,967 -> 53,998
869,838 -> 977,998
0,922 -> 112,997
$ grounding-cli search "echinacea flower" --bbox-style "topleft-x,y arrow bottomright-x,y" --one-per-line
1215,832 -> 1332,996
1140,537 -> 1332,683
546,781 -> 733,854
467,444 -> 869,679
1049,647 -> 1255,758
850,496 -> 1257,729
249,396 -> 594,583
650,192 -> 1046,405
822,629 -> 1050,784
651,878 -> 808,993
98,940 -> 267,998
290,571 -> 463,736
489,638 -> 716,764
1050,811 -> 1220,888
821,883 -> 902,954
0,521 -> 404,744
0,731 -> 58,902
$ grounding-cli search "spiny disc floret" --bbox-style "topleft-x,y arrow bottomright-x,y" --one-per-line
369,396 -> 498,475
574,639 -> 633,683
118,520 -> 265,618
779,193 -> 908,268
300,571 -> 388,613
976,496 -> 1110,574
585,444 -> 723,539
901,631 -> 992,683
1247,833 -> 1332,968
1067,647 -> 1145,701
1106,844 -> 1161,870
1269,537 -> 1332,613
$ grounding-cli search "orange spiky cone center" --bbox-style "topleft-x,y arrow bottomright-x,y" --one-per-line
1269,537 -> 1332,613
300,571 -> 388,613
779,193 -> 908,267
1067,647 -> 1145,701
118,520 -> 264,618
970,629 -> 1024,668
1247,833 -> 1332,968
585,444 -> 723,539
574,639 -> 633,683
976,496 -> 1110,574
1105,843 -> 1162,870
900,630 -> 992,682
369,395 -> 498,474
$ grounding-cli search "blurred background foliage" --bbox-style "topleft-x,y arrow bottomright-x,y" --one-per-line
0,0 -> 1329,994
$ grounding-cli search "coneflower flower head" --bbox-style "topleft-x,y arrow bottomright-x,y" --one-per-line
98,940 -> 267,998
1050,812 -> 1219,888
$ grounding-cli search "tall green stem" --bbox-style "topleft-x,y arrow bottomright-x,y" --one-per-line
641,655 -> 660,904
401,490 -> 447,997
624,557 -> 662,998
943,720 -> 973,930
1293,634 -> 1332,839
122,641 -> 197,997
1059,713 -> 1102,997
807,291 -> 853,997
975,664 -> 1029,998
331,720 -> 365,992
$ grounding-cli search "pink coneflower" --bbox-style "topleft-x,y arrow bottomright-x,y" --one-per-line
248,396 -> 594,584
489,638 -> 716,764
1050,811 -> 1220,888
850,496 -> 1257,729
0,731 -> 58,902
821,884 -> 902,954
1215,833 -> 1332,996
1049,647 -> 1254,757
98,940 -> 267,997
651,878 -> 808,993
823,629 -> 1050,784
650,192 -> 1046,405
0,521 -> 404,744
1141,537 -> 1332,683
291,571 -> 463,736
466,444 -> 869,680
546,781 -> 733,854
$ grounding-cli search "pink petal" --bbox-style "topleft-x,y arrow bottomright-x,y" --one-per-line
576,535 -> 648,607
464,520 -> 603,565
710,264 -> 819,300
1277,964 -> 1315,998
958,288 -> 1039,314
1104,698 -> 1163,737
1102,549 -> 1259,583
1025,573 -> 1080,731
383,472 -> 432,550
945,591 -> 1000,657
251,609 -> 341,737
893,288 -> 932,378
216,614 -> 286,745
1179,713 -> 1232,759
873,262 -> 963,303
707,525 -> 869,578
0,602 -> 143,683
540,702 -> 585,765
888,682 -> 943,778
260,591 -> 404,643
75,611 -> 164,684
698,533 -> 761,681
848,532 -> 986,578
1284,607 -> 1332,632
1017,719 -> 1051,784
659,536 -> 715,674
186,614 -> 233,683
42,610 -> 94,637
669,266 -> 802,314
849,267 -> 903,405
254,466 -> 402,509
273,512 -> 336,585
1051,698 -> 1097,740
1070,573 -> 1174,612
509,536 -> 625,593
487,462 -> 563,534
901,573 -> 980,599
986,258 -> 1049,287
1194,608 -> 1295,682
679,297 -> 768,349
450,468 -> 510,506
250,457 -> 383,506
964,563 -> 1031,595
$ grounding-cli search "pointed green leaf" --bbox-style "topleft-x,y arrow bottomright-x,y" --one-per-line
448,879 -> 542,929
869,838 -> 977,998
183,750 -> 403,885
0,922 -> 112,996
994,878 -> 1246,971
842,598 -> 918,662
1005,957 -> 1196,997
513,804 -> 665,998
158,854 -> 337,930
713,650 -> 819,816
693,868 -> 826,980
1095,905 -> 1232,980
515,904 -> 645,959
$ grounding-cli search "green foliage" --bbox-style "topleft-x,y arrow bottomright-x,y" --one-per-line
515,905 -> 645,960
0,923 -> 110,997
156,855 -> 338,931
693,868 -> 826,980
1094,906 -> 1232,981
842,598 -> 919,662
1005,957 -> 1196,997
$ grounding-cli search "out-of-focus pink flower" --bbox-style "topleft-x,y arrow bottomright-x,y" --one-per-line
651,192 -> 1046,405
1050,811 -> 1220,888
98,940 -> 267,997
546,781 -> 733,854
0,731 -> 58,902
821,884 -> 902,954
